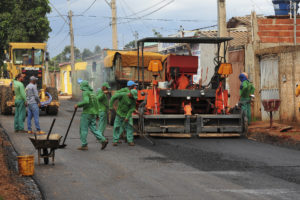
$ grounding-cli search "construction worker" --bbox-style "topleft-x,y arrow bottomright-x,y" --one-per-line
239,72 -> 255,124
116,80 -> 136,94
75,80 -> 108,151
97,82 -> 110,137
26,76 -> 45,134
109,89 -> 138,146
13,74 -> 26,133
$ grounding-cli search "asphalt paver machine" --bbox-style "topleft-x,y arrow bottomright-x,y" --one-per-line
133,37 -> 247,138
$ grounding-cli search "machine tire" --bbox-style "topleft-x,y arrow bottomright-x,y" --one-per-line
46,87 -> 58,100
1,86 -> 13,115
46,106 -> 58,115
43,148 -> 49,165
45,87 -> 59,115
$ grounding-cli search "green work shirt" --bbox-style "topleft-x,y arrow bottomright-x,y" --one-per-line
115,87 -> 130,94
13,80 -> 26,101
109,91 -> 136,120
97,89 -> 109,112
240,80 -> 255,99
77,82 -> 98,115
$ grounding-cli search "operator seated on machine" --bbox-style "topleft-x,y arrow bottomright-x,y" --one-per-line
22,54 -> 32,65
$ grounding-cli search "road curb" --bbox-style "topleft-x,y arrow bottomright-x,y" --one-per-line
248,131 -> 300,151
0,124 -> 44,200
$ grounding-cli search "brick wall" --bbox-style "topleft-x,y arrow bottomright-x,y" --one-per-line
258,18 -> 300,43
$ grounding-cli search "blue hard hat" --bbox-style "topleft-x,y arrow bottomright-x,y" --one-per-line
77,78 -> 83,84
127,80 -> 136,87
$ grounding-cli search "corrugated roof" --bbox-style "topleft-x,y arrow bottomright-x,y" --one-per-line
227,30 -> 249,47
195,30 -> 249,48
227,15 -> 265,29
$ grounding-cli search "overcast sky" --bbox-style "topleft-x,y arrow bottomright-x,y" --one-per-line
47,0 -> 275,57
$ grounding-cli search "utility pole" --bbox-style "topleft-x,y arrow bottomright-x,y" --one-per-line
111,0 -> 118,49
104,0 -> 118,49
294,1 -> 297,45
217,0 -> 227,59
134,31 -> 139,49
68,9 -> 76,97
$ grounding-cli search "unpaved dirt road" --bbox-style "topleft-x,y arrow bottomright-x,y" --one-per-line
1,99 -> 300,200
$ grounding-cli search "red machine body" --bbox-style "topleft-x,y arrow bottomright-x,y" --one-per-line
165,55 -> 198,82
137,55 -> 200,115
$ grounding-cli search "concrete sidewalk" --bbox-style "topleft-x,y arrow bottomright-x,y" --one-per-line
248,121 -> 300,150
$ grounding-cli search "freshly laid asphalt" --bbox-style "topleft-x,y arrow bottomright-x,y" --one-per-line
0,99 -> 300,200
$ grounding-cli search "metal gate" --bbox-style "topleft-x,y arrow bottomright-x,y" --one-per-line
260,55 -> 280,121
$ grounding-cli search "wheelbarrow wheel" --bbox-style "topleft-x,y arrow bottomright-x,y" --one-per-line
43,148 -> 49,165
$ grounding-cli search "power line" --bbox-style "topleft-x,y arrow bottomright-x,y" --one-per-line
120,0 -> 154,31
125,0 -> 169,17
80,0 -> 97,15
49,33 -> 69,49
49,2 -> 69,24
114,16 -> 215,23
75,25 -> 110,36
136,0 -> 175,19
51,21 -> 67,38
119,0 -> 135,34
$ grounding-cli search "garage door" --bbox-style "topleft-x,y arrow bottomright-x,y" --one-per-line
260,55 -> 279,121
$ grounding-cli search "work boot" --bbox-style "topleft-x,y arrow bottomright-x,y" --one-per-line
112,142 -> 118,146
101,140 -> 108,150
36,130 -> 46,135
77,146 -> 88,151
27,130 -> 33,134
128,142 -> 135,146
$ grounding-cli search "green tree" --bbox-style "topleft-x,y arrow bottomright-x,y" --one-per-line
48,45 -> 81,70
60,45 -> 81,62
152,29 -> 162,37
93,45 -> 102,55
0,0 -> 51,64
82,48 -> 93,60
124,40 -> 136,49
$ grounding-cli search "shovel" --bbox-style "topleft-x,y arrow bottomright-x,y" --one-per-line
59,107 -> 77,148
115,111 -> 155,146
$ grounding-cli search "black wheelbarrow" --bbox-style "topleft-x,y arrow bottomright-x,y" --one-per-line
29,119 -> 62,165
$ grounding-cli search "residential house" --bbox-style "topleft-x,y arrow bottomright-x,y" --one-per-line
59,62 -> 87,95
245,12 -> 300,122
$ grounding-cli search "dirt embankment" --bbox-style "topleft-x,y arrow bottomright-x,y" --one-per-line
0,137 -> 29,200
248,121 -> 300,150
0,126 -> 42,200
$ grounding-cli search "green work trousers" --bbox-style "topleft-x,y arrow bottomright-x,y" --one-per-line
14,99 -> 26,131
241,98 -> 251,124
113,115 -> 133,143
98,111 -> 107,136
80,113 -> 106,147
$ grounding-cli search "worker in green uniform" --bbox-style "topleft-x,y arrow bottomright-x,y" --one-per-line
239,73 -> 255,124
111,80 -> 137,143
115,80 -> 137,94
109,89 -> 138,146
75,80 -> 108,150
13,74 -> 26,133
97,82 -> 110,137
